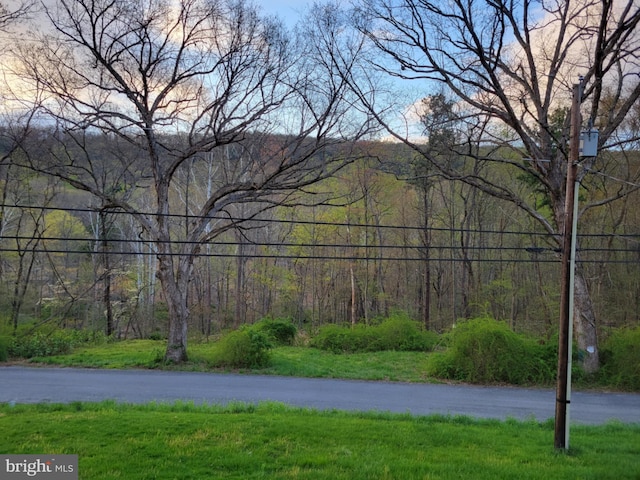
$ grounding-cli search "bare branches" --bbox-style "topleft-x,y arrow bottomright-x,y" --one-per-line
0,0 -> 34,32
354,0 -> 640,232
5,0 -> 375,361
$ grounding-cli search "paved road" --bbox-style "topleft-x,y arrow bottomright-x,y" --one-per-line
1,366 -> 638,424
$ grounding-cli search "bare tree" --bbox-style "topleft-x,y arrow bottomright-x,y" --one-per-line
353,0 -> 640,373
0,0 -> 34,32
10,0 -> 372,362
0,169 -> 60,331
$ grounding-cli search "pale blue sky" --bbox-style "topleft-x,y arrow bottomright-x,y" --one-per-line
259,0 -> 311,24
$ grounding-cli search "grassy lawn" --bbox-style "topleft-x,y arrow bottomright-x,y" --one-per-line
25,340 -> 436,383
1,401 -> 639,479
25,339 -> 166,369
5,340 -> 640,478
261,347 -> 433,382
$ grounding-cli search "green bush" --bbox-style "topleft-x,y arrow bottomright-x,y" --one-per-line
147,331 -> 165,341
253,318 -> 297,346
600,326 -> 640,390
310,324 -> 377,353
210,328 -> 272,368
373,314 -> 438,352
0,336 -> 9,362
310,324 -> 357,353
310,315 -> 437,354
426,317 -> 555,385
8,328 -> 107,359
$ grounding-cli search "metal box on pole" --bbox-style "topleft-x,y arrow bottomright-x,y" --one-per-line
579,129 -> 599,157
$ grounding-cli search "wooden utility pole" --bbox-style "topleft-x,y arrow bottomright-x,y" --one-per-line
554,78 -> 582,451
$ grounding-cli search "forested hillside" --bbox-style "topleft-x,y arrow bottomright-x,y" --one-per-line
1,134 -> 638,344
1,0 -> 639,373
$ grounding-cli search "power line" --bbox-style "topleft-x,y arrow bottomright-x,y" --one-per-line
7,202 -> 551,236
3,234 -> 640,255
0,246 -> 561,262
3,202 -> 639,239
0,234 -> 552,250
585,168 -> 640,188
1,244 -> 638,264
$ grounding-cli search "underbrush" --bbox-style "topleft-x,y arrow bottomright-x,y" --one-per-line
600,326 -> 640,390
207,327 -> 272,368
3,313 -> 639,391
426,317 -> 556,385
252,317 -> 297,346
310,313 -> 438,353
5,327 -> 107,359
205,318 -> 298,369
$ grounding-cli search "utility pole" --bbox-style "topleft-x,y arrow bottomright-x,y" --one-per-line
554,77 -> 582,451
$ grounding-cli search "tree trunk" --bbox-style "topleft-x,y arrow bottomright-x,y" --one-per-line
99,210 -> 114,337
157,255 -> 190,363
235,235 -> 247,328
350,263 -> 357,326
11,250 -> 36,332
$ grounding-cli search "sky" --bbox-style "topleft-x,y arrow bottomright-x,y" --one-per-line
259,0 -> 311,25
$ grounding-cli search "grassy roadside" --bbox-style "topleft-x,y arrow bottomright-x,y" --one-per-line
4,340 -> 640,478
1,401 -> 639,479
22,340 -> 436,383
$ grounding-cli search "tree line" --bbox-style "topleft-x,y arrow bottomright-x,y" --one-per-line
1,0 -> 639,370
1,138 -> 638,341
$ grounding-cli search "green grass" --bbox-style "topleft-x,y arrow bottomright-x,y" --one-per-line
24,341 -> 435,383
26,340 -> 166,369
0,401 -> 638,479
6,340 -> 640,478
262,347 -> 433,382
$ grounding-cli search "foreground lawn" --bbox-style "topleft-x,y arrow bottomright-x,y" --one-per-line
0,402 -> 638,479
26,341 -> 435,383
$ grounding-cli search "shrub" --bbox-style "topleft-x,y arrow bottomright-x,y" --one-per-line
210,328 -> 272,368
253,318 -> 297,346
147,331 -> 165,341
310,324 -> 373,353
310,315 -> 437,353
0,336 -> 9,362
373,315 -> 438,352
426,317 -> 555,385
8,328 -> 107,359
309,324 -> 357,353
600,326 -> 640,390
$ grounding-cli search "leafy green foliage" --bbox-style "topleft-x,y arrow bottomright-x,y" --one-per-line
426,317 -> 556,385
7,324 -> 640,391
374,313 -> 438,351
252,317 -> 297,345
600,326 -> 640,390
210,328 -> 272,368
0,335 -> 9,362
310,324 -> 369,353
310,314 -> 438,353
8,329 -> 107,359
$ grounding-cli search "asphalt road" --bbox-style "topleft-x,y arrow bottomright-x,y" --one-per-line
1,366 -> 638,424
